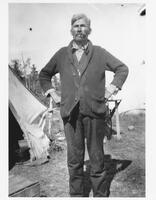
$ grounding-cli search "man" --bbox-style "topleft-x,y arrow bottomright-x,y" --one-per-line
39,13 -> 129,197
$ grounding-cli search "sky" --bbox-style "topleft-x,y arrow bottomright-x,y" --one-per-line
9,3 -> 145,112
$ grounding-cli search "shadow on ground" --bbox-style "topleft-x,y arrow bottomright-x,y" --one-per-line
83,155 -> 132,197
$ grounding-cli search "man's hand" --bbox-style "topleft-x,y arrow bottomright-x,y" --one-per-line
45,89 -> 61,104
105,84 -> 119,100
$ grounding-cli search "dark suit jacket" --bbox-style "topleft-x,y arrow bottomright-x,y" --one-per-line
39,40 -> 129,119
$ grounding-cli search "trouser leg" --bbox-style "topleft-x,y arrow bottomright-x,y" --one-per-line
63,110 -> 85,197
84,117 -> 110,197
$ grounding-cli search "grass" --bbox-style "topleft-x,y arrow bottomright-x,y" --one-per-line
9,110 -> 145,197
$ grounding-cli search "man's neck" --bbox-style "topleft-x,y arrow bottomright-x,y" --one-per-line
74,40 -> 88,48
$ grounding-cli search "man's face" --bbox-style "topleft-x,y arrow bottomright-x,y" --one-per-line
71,18 -> 91,43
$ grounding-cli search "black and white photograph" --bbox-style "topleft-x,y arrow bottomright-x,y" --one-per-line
6,1 -> 147,198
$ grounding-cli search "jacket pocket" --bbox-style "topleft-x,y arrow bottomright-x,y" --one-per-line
91,95 -> 106,115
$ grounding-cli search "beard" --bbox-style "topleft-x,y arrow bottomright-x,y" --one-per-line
71,28 -> 90,43
74,32 -> 88,42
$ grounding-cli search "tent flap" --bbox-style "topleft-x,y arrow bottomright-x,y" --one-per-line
9,67 -> 50,160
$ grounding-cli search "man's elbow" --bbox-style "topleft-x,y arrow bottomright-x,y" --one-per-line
122,64 -> 129,79
38,69 -> 50,87
39,68 -> 49,82
39,68 -> 44,80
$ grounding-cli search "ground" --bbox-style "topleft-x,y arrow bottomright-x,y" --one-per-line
9,110 -> 145,197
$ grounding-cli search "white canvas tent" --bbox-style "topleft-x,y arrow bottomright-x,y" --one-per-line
9,67 -> 50,161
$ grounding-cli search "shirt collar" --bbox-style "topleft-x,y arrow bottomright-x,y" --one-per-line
71,41 -> 89,54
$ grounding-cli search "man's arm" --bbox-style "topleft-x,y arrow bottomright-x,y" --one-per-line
102,49 -> 129,99
39,51 -> 60,102
39,52 -> 59,92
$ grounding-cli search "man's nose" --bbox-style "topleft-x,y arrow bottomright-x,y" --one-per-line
77,26 -> 82,31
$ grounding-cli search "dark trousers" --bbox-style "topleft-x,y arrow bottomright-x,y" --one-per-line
63,106 -> 110,197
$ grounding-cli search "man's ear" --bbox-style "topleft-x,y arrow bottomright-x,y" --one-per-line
88,28 -> 92,35
70,28 -> 74,36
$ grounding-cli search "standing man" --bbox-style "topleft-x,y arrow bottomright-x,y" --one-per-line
39,13 -> 129,197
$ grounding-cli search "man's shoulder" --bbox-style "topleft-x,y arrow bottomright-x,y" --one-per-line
57,46 -> 68,54
93,45 -> 107,53
52,46 -> 68,58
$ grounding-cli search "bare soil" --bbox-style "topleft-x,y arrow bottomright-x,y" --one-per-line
9,111 -> 145,197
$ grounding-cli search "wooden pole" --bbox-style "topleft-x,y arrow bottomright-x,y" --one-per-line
48,97 -> 53,138
115,101 -> 121,140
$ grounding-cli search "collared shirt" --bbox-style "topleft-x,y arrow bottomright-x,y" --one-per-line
71,41 -> 89,62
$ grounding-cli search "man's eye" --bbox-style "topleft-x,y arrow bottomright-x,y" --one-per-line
73,25 -> 77,28
73,24 -> 86,28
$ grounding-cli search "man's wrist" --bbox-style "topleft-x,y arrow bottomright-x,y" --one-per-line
106,84 -> 118,94
45,88 -> 55,97
105,84 -> 119,99
45,88 -> 61,104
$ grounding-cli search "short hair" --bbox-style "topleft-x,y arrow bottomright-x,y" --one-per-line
71,13 -> 91,28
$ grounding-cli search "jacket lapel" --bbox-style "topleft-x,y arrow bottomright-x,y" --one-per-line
67,41 -> 80,77
67,40 -> 94,78
67,41 -> 74,65
80,41 -> 94,77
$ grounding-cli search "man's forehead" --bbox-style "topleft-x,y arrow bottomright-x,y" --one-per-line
72,18 -> 88,26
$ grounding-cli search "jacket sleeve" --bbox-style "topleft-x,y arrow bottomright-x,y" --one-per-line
102,48 -> 129,90
39,51 -> 59,93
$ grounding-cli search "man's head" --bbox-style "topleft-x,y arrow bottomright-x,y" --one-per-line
70,14 -> 91,44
